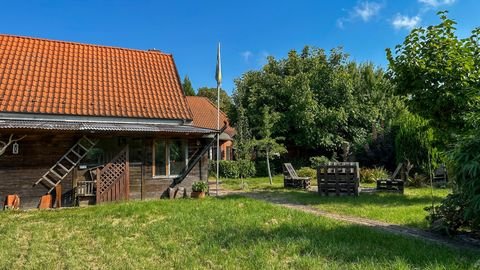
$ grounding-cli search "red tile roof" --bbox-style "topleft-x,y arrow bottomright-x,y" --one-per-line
0,34 -> 192,120
186,96 -> 235,137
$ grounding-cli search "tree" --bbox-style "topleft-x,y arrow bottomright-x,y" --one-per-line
197,87 -> 233,118
234,46 -> 402,160
234,105 -> 256,188
254,107 -> 287,185
387,11 -> 480,233
386,11 -> 480,138
182,76 -> 195,96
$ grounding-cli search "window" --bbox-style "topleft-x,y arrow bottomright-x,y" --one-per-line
153,139 -> 187,177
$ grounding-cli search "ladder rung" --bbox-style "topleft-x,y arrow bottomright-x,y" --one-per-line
64,156 -> 75,165
82,136 -> 96,146
71,150 -> 82,158
57,163 -> 70,173
49,169 -> 64,180
78,143 -> 89,152
42,176 -> 56,187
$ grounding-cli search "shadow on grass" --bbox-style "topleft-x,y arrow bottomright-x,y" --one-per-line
206,196 -> 478,268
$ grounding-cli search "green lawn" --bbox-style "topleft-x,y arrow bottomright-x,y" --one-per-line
222,176 -> 451,229
0,197 -> 478,269
220,175 -> 285,190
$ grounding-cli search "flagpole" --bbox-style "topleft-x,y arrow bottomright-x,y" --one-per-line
215,43 -> 222,197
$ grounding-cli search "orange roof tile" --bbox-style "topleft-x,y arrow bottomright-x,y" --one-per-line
186,96 -> 235,137
0,34 -> 192,120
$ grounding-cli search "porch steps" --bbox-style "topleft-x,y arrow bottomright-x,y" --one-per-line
34,136 -> 98,194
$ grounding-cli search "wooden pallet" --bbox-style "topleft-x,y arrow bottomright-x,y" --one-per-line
317,162 -> 359,196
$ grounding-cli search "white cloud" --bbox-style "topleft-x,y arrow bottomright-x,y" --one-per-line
241,51 -> 252,63
354,1 -> 382,22
418,0 -> 456,7
337,1 -> 383,28
392,14 -> 421,30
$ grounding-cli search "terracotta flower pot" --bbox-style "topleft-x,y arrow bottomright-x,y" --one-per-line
191,191 -> 206,198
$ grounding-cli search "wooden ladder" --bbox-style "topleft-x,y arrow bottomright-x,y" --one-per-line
34,136 -> 98,193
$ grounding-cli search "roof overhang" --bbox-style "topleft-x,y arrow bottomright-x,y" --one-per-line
0,119 -> 215,134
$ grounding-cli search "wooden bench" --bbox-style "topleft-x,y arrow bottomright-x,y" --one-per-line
317,162 -> 359,196
283,163 -> 311,189
376,163 -> 404,194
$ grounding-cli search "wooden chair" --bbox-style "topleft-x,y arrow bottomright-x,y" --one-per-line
283,163 -> 311,189
376,163 -> 404,194
433,164 -> 448,188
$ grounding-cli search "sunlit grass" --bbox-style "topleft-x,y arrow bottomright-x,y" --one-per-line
0,197 -> 477,269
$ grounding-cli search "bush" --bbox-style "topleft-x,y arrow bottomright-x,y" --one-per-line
359,167 -> 389,183
218,160 -> 239,179
425,193 -> 469,235
237,160 -> 256,178
309,156 -> 330,168
406,173 -> 429,187
192,181 -> 208,192
297,167 -> 316,180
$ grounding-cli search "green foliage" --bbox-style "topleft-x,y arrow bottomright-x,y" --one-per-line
387,11 -> 480,137
309,156 -> 330,168
191,181 -> 208,192
407,174 -> 430,188
218,160 -> 239,179
448,133 -> 480,229
354,126 -> 396,172
197,87 -> 233,118
297,167 -> 317,180
237,160 -> 256,178
426,193 -> 470,235
182,76 -> 195,96
359,167 -> 389,183
234,47 -> 403,154
394,112 -> 438,173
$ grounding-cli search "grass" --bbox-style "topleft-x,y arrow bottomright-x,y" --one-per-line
222,176 -> 451,229
0,197 -> 478,269
220,175 -> 285,190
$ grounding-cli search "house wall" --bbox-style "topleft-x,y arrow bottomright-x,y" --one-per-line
220,140 -> 233,160
0,133 -> 78,208
0,132 -> 210,209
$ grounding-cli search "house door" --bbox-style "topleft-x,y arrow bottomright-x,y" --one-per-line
96,145 -> 130,203
127,138 -> 145,200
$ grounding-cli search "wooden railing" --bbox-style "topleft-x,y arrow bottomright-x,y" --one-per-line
76,181 -> 96,196
96,146 -> 129,203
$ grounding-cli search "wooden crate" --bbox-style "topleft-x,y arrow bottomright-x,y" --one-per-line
317,162 -> 359,196
376,179 -> 404,194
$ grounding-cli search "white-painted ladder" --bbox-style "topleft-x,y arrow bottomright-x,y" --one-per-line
34,136 -> 98,193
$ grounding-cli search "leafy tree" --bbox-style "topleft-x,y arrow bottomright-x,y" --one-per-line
386,11 -> 480,138
388,11 -> 480,233
182,76 -> 196,96
235,105 -> 256,188
234,46 -> 403,160
197,87 -> 233,118
254,107 -> 287,185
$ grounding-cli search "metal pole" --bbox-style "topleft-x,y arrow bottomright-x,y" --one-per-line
216,83 -> 220,196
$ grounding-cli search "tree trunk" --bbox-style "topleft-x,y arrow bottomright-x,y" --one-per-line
266,150 -> 272,185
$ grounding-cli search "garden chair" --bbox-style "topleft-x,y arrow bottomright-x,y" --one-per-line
433,164 -> 448,188
283,163 -> 311,189
317,162 -> 360,196
376,163 -> 404,194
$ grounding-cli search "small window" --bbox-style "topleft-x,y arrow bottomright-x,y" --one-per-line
153,139 -> 187,177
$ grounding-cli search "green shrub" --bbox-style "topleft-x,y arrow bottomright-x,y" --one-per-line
297,167 -> 317,180
237,160 -> 256,178
309,156 -> 330,168
407,173 -> 429,187
218,160 -> 239,179
360,167 -> 389,183
425,193 -> 469,235
192,181 -> 208,192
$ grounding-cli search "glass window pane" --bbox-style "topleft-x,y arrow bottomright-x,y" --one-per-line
170,140 -> 186,175
154,140 -> 166,176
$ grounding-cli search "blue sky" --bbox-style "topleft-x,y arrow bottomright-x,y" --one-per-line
0,0 -> 478,94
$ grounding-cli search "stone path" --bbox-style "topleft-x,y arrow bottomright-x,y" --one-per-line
210,183 -> 480,251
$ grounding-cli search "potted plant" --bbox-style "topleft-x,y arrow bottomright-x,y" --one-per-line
191,181 -> 208,198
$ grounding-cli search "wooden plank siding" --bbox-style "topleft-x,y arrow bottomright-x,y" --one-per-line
0,132 -> 210,208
